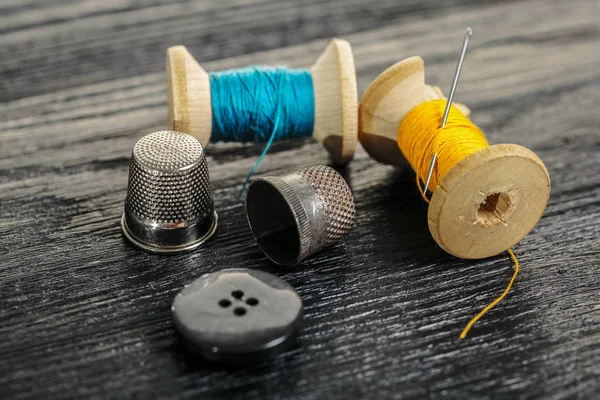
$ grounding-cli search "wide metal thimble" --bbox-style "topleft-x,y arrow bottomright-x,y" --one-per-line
246,165 -> 355,265
121,130 -> 217,254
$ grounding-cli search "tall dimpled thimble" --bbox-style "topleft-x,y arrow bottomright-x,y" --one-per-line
246,165 -> 355,266
121,130 -> 217,254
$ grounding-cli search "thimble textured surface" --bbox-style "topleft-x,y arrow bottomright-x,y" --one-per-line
297,165 -> 355,244
122,130 -> 216,253
246,165 -> 355,265
126,131 -> 212,223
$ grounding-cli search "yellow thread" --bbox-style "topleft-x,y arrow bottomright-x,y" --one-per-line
397,99 -> 519,339
398,99 -> 488,197
459,249 -> 519,339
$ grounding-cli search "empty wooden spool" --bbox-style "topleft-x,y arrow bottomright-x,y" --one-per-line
359,57 -> 551,259
167,39 -> 358,165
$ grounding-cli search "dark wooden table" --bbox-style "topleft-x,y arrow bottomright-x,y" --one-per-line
1,0 -> 599,398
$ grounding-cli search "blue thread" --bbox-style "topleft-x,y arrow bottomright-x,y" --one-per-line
209,66 -> 315,195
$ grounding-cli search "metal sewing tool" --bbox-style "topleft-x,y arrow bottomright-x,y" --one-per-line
121,130 -> 217,254
423,27 -> 473,195
245,165 -> 355,266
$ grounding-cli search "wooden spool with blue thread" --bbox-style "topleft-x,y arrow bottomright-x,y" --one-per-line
166,39 -> 358,165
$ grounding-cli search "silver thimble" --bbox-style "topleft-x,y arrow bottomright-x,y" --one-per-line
246,165 -> 355,265
121,130 -> 217,254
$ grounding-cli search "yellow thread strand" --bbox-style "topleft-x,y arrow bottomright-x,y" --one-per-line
416,173 -> 430,203
398,99 -> 489,191
459,249 -> 519,339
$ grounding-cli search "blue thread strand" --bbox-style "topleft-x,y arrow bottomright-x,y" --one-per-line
209,67 -> 315,195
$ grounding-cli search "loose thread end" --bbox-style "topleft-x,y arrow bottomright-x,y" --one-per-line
459,248 -> 519,339
238,177 -> 251,199
238,151 -> 265,199
238,116 -> 282,199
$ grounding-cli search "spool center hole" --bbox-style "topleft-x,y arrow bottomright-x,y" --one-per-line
477,192 -> 511,226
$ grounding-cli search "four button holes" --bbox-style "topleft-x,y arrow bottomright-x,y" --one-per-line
218,290 -> 260,316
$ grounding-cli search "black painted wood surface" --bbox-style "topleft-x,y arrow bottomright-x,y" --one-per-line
1,0 -> 599,398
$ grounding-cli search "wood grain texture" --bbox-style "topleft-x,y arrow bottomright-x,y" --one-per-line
0,0 -> 599,399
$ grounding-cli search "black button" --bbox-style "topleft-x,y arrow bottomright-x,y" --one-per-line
172,268 -> 303,363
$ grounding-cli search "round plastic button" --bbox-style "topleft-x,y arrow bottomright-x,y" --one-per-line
172,268 -> 303,363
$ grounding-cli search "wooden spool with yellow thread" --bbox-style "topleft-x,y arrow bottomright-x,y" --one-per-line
359,56 -> 551,259
167,39 -> 358,165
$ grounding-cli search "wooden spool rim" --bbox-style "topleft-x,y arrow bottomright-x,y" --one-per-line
358,56 -> 471,166
428,143 -> 551,259
167,45 -> 212,145
311,38 -> 358,165
166,39 -> 358,165
358,57 -> 424,166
